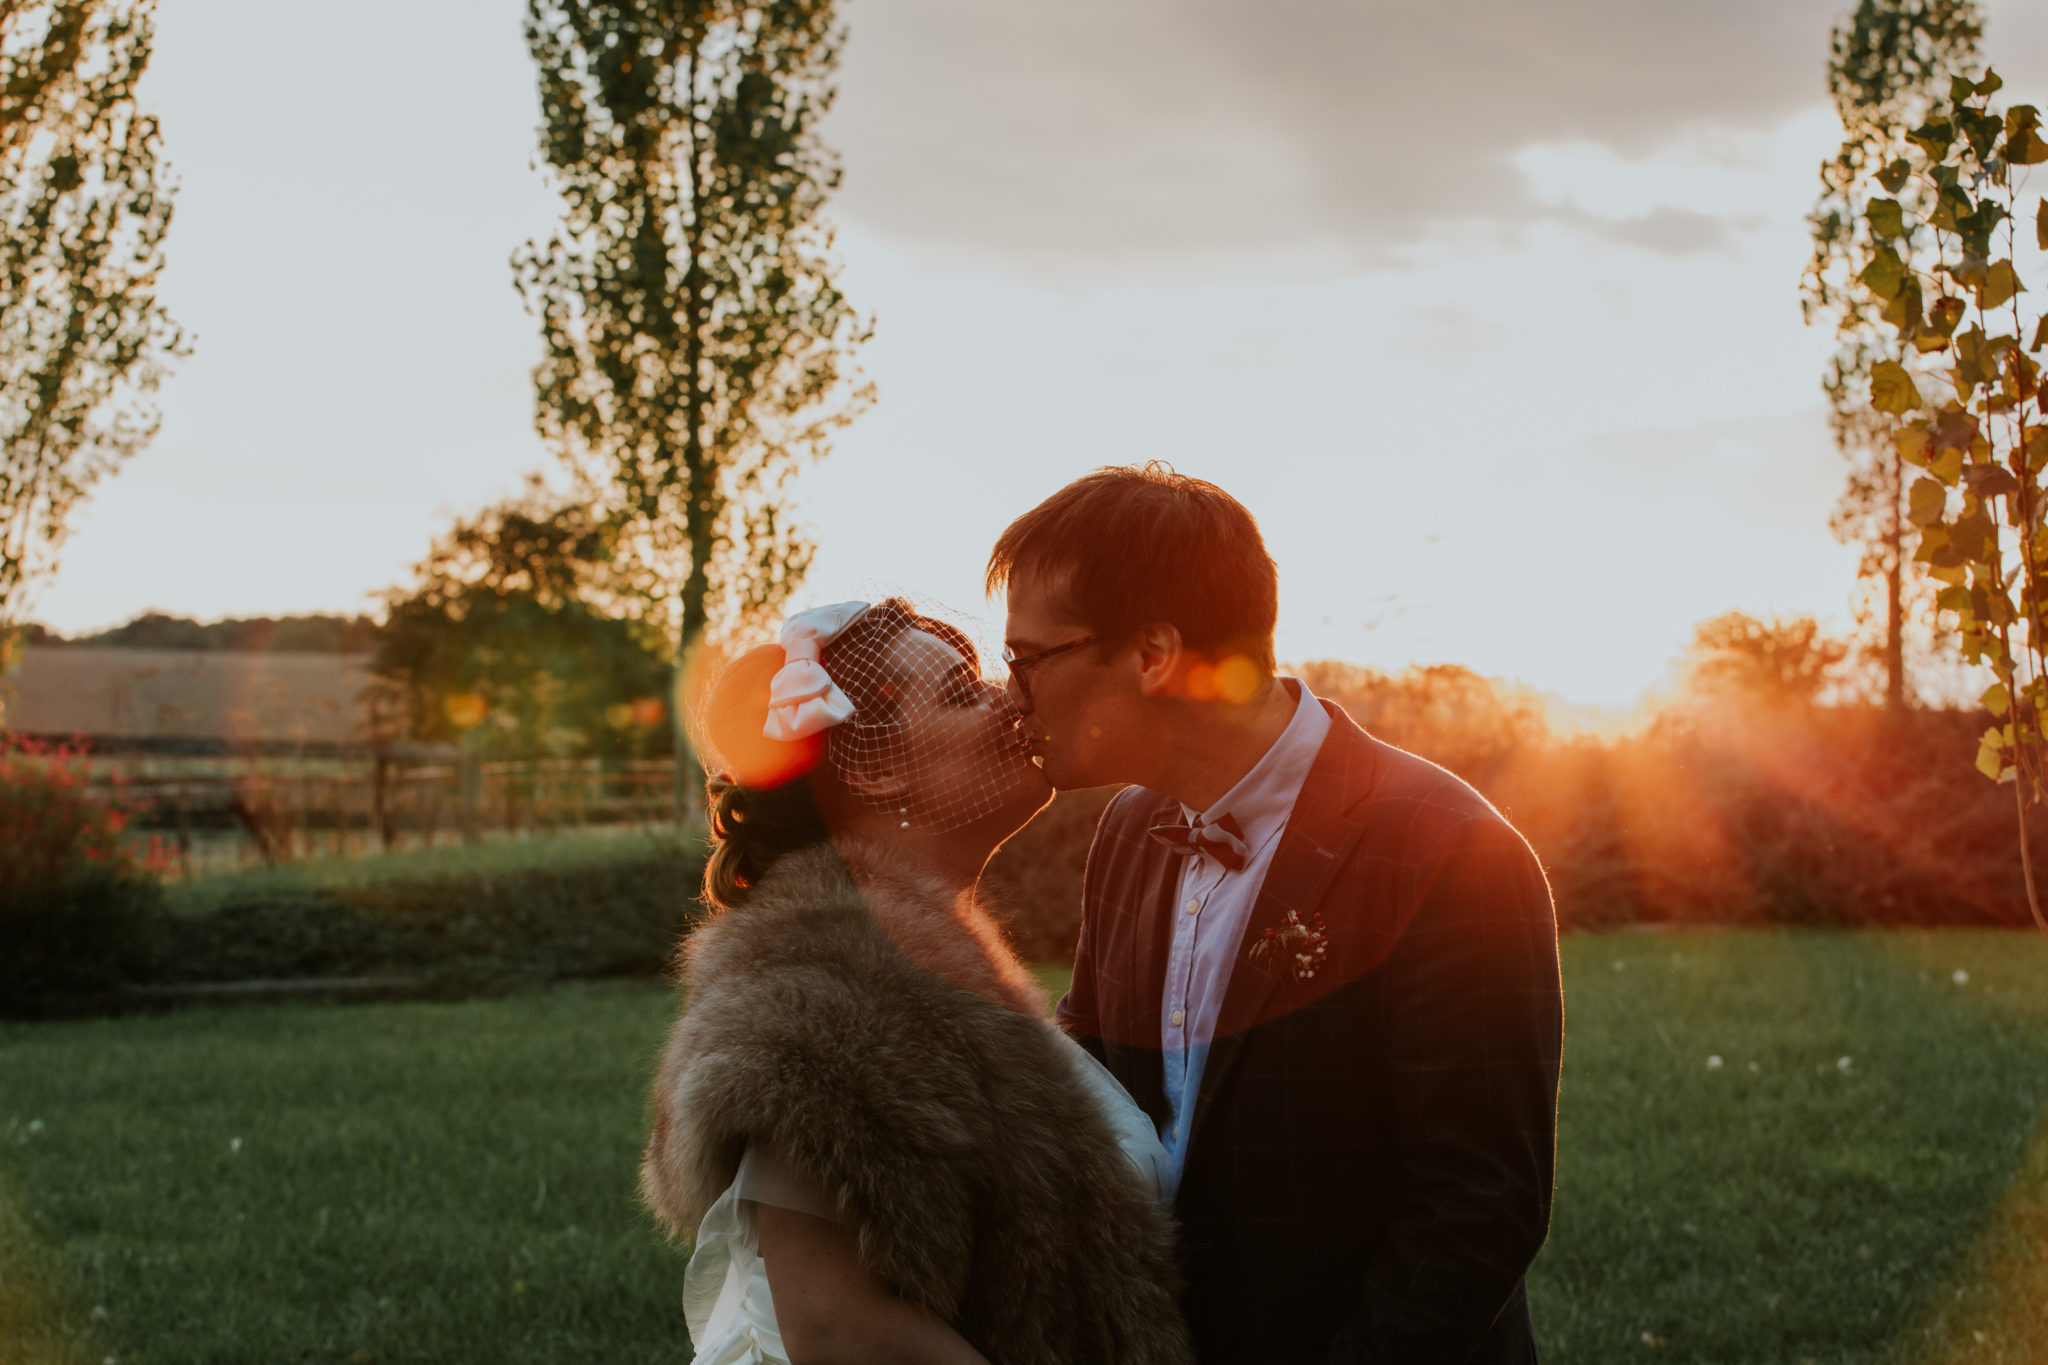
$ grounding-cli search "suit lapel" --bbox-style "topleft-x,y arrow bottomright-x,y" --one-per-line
1186,707 -> 1384,1160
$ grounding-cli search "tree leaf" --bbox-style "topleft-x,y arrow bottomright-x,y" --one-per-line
2038,198 -> 2047,250
1909,476 -> 1948,526
2009,126 -> 2048,166
1978,68 -> 2004,97
1871,360 -> 1921,413
1932,185 -> 1973,233
1910,119 -> 1956,160
1937,584 -> 1972,613
1984,681 -> 2012,716
1978,736 -> 2006,781
1897,424 -> 1933,467
1963,464 -> 2020,501
1877,159 -> 1912,193
1978,260 -> 2024,311
1861,246 -> 1907,299
1867,198 -> 1907,238
1952,75 -> 1980,105
1927,295 -> 1967,337
1931,445 -> 1965,486
2034,314 -> 2048,354
1959,109 -> 2004,160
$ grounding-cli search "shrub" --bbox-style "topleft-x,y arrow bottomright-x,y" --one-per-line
0,737 -> 166,1001
147,835 -> 708,987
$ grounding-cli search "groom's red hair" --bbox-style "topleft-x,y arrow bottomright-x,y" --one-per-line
986,462 -> 1278,673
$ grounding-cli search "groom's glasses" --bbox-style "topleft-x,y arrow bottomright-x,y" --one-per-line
1001,635 -> 1102,704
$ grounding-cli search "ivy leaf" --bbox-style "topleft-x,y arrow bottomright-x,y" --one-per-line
1862,246 -> 1907,299
2009,125 -> 2048,166
1984,682 -> 2012,717
1978,68 -> 2004,97
1867,198 -> 1907,238
1951,75 -> 1980,105
1871,360 -> 1921,414
1978,261 -> 2025,311
1877,159 -> 1912,193
1978,734 -> 2006,781
1909,476 -> 1949,525
1937,584 -> 1972,613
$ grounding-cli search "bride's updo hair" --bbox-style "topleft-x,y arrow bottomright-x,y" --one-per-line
695,599 -> 978,910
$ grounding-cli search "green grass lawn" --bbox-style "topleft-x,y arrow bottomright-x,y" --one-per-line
2,934 -> 2045,1364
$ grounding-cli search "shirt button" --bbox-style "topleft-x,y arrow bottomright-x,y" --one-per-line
1184,899 -> 1200,915
1171,1008 -> 1185,1026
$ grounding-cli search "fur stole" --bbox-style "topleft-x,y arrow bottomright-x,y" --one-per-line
641,840 -> 1192,1365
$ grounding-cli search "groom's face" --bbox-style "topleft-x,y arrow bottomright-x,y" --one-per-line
1002,567 -> 1142,791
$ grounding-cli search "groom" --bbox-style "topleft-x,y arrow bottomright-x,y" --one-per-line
990,464 -> 1563,1365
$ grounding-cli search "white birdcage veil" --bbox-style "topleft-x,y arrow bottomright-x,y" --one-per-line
714,594 -> 1029,833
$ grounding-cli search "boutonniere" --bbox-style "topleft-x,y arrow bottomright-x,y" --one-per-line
1245,910 -> 1328,982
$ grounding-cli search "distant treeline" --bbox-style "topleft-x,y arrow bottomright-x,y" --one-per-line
25,612 -> 381,654
984,662 -> 2043,952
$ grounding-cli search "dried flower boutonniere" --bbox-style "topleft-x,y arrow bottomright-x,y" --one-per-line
1245,909 -> 1329,983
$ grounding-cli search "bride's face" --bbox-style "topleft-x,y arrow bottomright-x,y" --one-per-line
837,626 -> 1051,835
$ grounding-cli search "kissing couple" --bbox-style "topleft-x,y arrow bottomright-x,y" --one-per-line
641,464 -> 1565,1365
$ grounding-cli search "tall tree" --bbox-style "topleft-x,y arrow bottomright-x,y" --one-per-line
1803,0 -> 1981,710
0,0 -> 184,640
514,0 -> 872,818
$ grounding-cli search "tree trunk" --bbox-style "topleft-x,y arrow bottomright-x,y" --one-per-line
1884,447 -> 1906,711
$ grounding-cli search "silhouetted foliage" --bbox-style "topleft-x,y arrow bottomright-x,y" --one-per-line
0,0 -> 185,628
515,0 -> 872,813
373,486 -> 672,759
983,661 -> 2048,954
37,611 -> 383,653
1804,0 -> 1981,708
1684,612 -> 1850,707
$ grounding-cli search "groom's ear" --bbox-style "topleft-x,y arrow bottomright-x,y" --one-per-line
1132,621 -> 1186,700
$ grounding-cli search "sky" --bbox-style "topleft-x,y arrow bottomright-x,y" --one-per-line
26,0 -> 2048,710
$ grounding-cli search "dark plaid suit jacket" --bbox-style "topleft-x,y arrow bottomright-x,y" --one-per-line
1057,702 -> 1562,1365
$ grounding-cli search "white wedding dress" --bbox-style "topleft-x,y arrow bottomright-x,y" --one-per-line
682,1024 -> 1172,1363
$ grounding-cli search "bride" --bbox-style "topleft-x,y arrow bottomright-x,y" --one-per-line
641,599 -> 1191,1365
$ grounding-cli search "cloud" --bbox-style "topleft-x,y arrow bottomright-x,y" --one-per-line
826,0 -> 2048,272
826,0 -> 1848,268
1555,204 -> 1755,258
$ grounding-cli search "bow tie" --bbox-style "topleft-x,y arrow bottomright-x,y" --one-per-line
1150,811 -> 1248,872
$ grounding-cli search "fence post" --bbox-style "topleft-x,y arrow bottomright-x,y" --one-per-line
459,739 -> 483,845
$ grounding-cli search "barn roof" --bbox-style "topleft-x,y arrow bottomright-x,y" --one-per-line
0,647 -> 377,748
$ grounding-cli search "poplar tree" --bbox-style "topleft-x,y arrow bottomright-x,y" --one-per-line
1803,0 -> 1981,709
514,0 -> 871,817
0,0 -> 183,642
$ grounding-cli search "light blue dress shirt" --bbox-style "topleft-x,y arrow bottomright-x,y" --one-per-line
1158,678 -> 1331,1195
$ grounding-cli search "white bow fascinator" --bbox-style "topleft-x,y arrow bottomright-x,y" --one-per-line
763,601 -> 870,742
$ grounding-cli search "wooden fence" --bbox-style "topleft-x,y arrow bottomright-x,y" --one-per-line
85,755 -> 678,877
